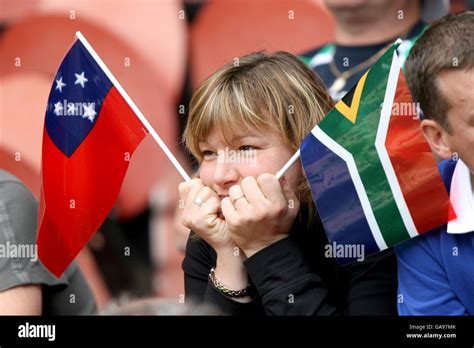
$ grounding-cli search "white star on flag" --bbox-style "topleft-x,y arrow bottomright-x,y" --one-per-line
55,77 -> 66,93
82,103 -> 97,122
54,101 -> 63,116
74,71 -> 88,88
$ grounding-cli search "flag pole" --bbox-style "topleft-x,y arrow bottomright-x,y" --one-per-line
75,31 -> 191,182
275,150 -> 300,179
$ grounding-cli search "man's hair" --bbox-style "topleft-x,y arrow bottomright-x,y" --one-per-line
405,11 -> 474,131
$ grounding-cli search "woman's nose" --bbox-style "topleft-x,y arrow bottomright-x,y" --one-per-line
212,160 -> 239,190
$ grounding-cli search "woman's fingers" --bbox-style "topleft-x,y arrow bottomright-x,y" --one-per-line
182,181 -> 220,232
240,176 -> 268,206
182,181 -> 222,225
186,182 -> 205,211
178,178 -> 202,202
228,184 -> 251,214
256,173 -> 287,204
193,196 -> 222,232
200,196 -> 221,216
188,186 -> 219,217
221,196 -> 239,223
179,179 -> 201,227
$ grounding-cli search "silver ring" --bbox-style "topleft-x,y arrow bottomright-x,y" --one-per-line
232,195 -> 246,205
193,196 -> 205,207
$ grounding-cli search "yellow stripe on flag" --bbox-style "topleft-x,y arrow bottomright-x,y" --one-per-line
335,71 -> 368,124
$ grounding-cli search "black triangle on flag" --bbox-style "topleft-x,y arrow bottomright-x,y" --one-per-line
340,82 -> 356,108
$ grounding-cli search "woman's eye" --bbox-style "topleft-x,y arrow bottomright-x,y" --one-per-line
238,145 -> 257,152
202,150 -> 217,159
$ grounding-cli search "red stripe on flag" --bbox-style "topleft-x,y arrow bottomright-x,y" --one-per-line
385,72 -> 454,234
37,86 -> 148,277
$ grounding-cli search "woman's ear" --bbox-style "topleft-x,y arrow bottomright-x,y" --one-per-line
420,119 -> 453,160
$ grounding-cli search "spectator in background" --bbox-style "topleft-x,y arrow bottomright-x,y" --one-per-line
395,12 -> 474,315
0,170 -> 96,315
300,0 -> 448,101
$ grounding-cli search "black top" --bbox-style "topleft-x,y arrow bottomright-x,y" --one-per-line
182,205 -> 398,315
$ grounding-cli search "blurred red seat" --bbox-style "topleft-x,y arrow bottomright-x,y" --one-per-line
189,0 -> 334,86
0,73 -> 47,195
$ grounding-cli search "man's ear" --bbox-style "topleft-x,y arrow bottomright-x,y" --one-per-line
420,119 -> 452,160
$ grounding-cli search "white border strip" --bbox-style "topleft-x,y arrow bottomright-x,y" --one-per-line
375,50 -> 418,237
75,31 -> 191,182
312,126 -> 388,250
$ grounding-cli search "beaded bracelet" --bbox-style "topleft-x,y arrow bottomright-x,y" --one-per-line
208,268 -> 252,298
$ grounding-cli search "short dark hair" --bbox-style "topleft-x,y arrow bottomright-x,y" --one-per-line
405,11 -> 474,131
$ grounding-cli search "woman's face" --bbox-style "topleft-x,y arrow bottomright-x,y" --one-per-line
198,127 -> 302,200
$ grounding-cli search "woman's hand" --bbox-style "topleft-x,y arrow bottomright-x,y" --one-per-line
179,179 -> 251,297
178,179 -> 233,251
221,173 -> 300,258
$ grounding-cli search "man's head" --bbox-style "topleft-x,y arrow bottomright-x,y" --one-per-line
324,0 -> 413,20
323,0 -> 420,26
322,0 -> 422,45
405,11 -> 474,172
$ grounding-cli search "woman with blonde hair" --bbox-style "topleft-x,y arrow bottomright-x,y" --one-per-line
179,51 -> 397,315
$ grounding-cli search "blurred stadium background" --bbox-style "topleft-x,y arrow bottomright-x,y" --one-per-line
0,0 -> 470,310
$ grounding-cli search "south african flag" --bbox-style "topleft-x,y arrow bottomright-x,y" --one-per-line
301,41 -> 454,264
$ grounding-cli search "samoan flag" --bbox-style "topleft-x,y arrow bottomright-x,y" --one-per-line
300,42 -> 455,264
37,35 -> 148,277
